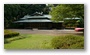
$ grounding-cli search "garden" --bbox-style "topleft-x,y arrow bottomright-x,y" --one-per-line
4,4 -> 84,49
4,30 -> 84,49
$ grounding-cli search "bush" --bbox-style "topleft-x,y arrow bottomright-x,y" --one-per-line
4,39 -> 10,44
51,35 -> 84,49
7,36 -> 26,42
4,30 -> 19,38
4,36 -> 26,44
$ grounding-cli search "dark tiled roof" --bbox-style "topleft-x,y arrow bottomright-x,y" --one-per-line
14,15 -> 64,23
21,15 -> 51,19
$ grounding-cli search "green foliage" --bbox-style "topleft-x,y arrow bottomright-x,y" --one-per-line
4,4 -> 20,28
50,4 -> 84,21
4,39 -> 10,44
4,4 -> 48,28
4,35 -> 26,44
43,6 -> 50,14
4,34 -> 84,49
50,5 -> 70,21
4,30 -> 19,38
51,35 -> 84,49
50,4 -> 84,28
64,19 -> 79,28
77,18 -> 84,28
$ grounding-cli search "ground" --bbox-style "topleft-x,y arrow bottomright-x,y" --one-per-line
4,34 -> 54,49
4,29 -> 84,49
7,29 -> 83,36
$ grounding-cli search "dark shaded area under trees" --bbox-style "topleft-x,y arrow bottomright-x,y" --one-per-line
4,4 -> 50,28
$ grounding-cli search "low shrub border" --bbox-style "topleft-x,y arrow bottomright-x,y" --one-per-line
4,36 -> 26,44
51,35 -> 84,49
4,30 -> 19,38
4,39 -> 10,44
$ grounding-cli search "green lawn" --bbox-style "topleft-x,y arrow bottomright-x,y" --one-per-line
4,34 -> 55,49
4,34 -> 84,49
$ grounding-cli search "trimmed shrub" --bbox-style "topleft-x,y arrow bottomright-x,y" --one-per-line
4,39 -> 10,44
51,35 -> 84,49
4,30 -> 19,38
7,36 -> 26,42
4,36 -> 26,44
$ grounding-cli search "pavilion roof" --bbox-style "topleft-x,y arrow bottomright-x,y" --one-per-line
21,15 -> 52,19
14,15 -> 64,23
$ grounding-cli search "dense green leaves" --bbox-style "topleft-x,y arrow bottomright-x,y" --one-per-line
4,4 -> 20,28
4,4 -> 84,28
51,35 -> 84,49
49,4 -> 84,28
4,30 -> 19,38
4,4 -> 48,28
50,4 -> 84,21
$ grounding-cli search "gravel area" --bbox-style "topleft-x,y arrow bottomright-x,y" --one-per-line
7,29 -> 83,36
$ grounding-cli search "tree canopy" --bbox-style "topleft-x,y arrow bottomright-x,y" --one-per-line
49,4 -> 84,21
4,4 -> 49,28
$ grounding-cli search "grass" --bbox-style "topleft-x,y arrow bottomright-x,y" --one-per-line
4,34 -> 55,49
4,34 -> 84,49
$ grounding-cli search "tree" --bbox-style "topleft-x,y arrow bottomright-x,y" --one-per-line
50,4 -> 84,21
4,4 -> 47,28
49,4 -> 84,27
4,4 -> 20,28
